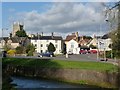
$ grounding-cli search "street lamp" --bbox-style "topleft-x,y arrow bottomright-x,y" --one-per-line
1,28 -> 8,51
105,19 -> 113,59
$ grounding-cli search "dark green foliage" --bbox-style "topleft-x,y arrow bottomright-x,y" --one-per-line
83,36 -> 92,39
112,29 -> 120,58
105,51 -> 115,58
26,44 -> 35,56
16,30 -> 27,37
15,46 -> 25,54
89,44 -> 97,49
4,44 -> 11,51
48,42 -> 56,53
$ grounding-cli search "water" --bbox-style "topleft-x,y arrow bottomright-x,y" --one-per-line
11,76 -> 89,88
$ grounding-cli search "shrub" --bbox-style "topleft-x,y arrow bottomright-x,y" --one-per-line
7,50 -> 16,56
27,51 -> 33,56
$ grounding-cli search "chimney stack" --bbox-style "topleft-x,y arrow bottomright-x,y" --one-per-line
41,32 -> 43,36
52,32 -> 54,38
75,32 -> 79,42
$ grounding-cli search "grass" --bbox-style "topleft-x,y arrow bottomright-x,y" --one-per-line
2,57 -> 118,72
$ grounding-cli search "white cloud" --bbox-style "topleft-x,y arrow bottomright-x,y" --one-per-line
15,2 -> 110,37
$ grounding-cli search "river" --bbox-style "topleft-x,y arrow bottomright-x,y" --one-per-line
11,76 -> 94,89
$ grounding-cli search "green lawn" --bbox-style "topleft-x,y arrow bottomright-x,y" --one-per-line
2,57 -> 118,72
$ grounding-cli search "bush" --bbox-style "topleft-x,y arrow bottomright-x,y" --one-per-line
7,50 -> 16,56
27,51 -> 33,56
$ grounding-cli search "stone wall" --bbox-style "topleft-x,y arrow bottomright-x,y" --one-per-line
3,65 -> 119,88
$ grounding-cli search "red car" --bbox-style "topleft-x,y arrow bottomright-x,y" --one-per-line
79,50 -> 88,54
89,50 -> 97,54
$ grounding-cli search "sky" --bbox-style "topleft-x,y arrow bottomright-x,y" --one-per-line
1,1 -> 118,38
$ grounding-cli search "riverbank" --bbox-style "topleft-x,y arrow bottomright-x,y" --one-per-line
2,57 -> 119,89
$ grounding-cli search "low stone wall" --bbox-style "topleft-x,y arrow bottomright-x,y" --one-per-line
3,65 -> 119,88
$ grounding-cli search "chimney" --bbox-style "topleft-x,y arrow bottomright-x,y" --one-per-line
41,32 -> 43,36
81,36 -> 84,40
51,32 -> 54,38
75,32 -> 79,42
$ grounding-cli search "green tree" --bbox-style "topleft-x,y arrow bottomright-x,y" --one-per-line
104,2 -> 120,58
16,30 -> 27,37
15,46 -> 25,54
48,42 -> 56,53
89,44 -> 97,49
26,44 -> 35,56
83,36 -> 92,39
4,44 -> 11,51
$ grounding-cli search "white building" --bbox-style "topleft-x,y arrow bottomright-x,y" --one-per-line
66,39 -> 80,54
31,36 -> 63,54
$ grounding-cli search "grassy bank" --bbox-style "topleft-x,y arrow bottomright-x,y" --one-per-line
2,57 -> 118,72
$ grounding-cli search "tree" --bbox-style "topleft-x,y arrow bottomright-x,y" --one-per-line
48,42 -> 56,53
104,2 -> 120,58
16,30 -> 27,37
4,44 -> 11,51
83,36 -> 92,40
15,46 -> 25,54
26,44 -> 36,56
89,44 -> 97,49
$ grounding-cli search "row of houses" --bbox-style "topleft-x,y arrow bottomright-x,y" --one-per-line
0,31 -> 112,55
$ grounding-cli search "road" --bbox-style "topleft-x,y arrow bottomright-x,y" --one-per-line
14,54 -> 97,61
12,54 -> 118,65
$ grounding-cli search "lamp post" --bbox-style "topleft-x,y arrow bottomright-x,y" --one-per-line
1,28 -> 8,58
1,28 -> 8,51
106,19 -> 113,59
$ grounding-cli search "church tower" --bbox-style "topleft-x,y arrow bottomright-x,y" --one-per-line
12,22 -> 24,37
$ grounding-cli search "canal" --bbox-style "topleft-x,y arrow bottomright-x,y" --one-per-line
11,76 -> 94,89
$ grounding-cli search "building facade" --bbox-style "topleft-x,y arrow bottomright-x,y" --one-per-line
66,39 -> 80,54
31,36 -> 63,54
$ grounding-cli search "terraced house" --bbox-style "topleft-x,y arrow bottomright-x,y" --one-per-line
31,33 -> 63,54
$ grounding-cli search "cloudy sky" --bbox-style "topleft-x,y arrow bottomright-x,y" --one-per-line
1,1 -> 118,38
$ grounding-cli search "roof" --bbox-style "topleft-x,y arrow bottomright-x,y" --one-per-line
31,36 -> 63,40
102,34 -> 110,39
0,37 -> 29,43
65,34 -> 76,41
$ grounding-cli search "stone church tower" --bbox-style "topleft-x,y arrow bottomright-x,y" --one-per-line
12,22 -> 24,37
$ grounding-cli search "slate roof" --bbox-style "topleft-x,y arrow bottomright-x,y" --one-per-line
31,36 -> 63,40
65,34 -> 76,41
102,34 -> 110,39
0,37 -> 29,43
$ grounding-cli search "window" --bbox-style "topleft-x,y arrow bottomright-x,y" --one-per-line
71,44 -> 74,48
35,40 -> 37,42
46,40 -> 49,42
46,44 -> 48,47
41,44 -> 43,47
34,44 -> 37,47
71,42 -> 74,48
41,50 -> 43,53
55,44 -> 58,48
55,40 -> 58,43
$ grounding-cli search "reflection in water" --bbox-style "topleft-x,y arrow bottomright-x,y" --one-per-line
11,77 -> 88,88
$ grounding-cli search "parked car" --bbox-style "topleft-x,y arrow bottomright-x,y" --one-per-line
68,51 -> 73,55
38,52 -> 54,57
79,49 -> 88,54
88,50 -> 97,54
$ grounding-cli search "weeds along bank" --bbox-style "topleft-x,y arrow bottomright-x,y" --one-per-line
2,58 -> 119,88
